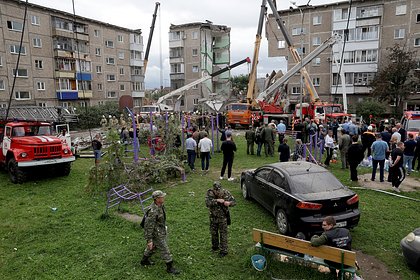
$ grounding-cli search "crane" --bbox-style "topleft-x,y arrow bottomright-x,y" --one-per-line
143,2 -> 160,74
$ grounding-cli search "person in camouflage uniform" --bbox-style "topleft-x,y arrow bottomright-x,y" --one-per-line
140,190 -> 180,274
205,181 -> 236,257
245,125 -> 256,155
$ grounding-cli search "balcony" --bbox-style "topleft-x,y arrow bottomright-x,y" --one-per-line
132,91 -> 145,98
130,42 -> 143,52
130,59 -> 144,67
76,72 -> 92,81
170,57 -> 184,64
170,73 -> 185,80
54,49 -> 73,58
78,91 -> 93,99
56,91 -> 78,100
55,71 -> 75,78
169,40 -> 184,48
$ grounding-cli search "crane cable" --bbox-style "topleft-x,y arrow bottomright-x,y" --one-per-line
5,0 -> 29,121
333,0 -> 353,96
71,0 -> 93,144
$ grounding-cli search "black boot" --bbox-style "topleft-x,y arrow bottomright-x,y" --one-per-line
140,255 -> 154,266
166,261 -> 180,275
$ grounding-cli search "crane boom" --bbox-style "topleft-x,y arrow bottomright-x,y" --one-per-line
143,2 -> 160,74
157,57 -> 251,105
257,34 -> 341,102
246,0 -> 267,105
266,0 -> 319,102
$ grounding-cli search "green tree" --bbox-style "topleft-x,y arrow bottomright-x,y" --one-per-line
370,44 -> 418,115
355,98 -> 387,121
230,74 -> 249,100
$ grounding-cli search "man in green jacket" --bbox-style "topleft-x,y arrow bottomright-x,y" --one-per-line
140,190 -> 180,274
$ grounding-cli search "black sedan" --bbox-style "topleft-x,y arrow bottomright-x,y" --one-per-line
240,161 -> 360,236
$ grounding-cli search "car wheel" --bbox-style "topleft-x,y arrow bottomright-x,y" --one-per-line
276,209 -> 290,235
8,158 -> 26,184
241,180 -> 250,200
57,162 -> 71,177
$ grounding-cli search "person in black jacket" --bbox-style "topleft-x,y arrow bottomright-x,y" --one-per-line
347,135 -> 364,181
278,138 -> 290,162
220,131 -> 237,181
311,216 -> 352,279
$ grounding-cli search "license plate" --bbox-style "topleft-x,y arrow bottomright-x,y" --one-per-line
336,221 -> 347,227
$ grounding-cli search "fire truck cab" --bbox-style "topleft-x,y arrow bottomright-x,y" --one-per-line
401,111 -> 420,138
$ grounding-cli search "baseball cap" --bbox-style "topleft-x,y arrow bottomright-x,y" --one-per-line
368,125 -> 373,131
213,181 -> 222,189
152,190 -> 166,199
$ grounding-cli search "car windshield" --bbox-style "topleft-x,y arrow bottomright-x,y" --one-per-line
407,119 -> 420,131
290,171 -> 343,194
228,104 -> 249,111
141,106 -> 158,113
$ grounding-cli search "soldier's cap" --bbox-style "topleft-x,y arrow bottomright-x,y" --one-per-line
213,181 -> 222,189
152,190 -> 166,199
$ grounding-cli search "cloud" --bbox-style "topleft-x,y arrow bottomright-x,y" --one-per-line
29,0 -> 332,88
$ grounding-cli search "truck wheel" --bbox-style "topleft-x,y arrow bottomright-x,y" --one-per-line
8,159 -> 26,184
57,162 -> 71,176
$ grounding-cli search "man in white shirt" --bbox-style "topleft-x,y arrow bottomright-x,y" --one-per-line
198,132 -> 213,173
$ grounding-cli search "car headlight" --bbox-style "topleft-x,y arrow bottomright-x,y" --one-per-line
406,232 -> 415,243
63,149 -> 69,154
20,152 -> 27,158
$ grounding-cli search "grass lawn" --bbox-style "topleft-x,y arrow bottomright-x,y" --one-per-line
0,134 -> 419,280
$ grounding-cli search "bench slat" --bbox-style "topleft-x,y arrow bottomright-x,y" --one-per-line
252,228 -> 356,267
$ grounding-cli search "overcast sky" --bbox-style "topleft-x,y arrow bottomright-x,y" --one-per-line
28,0 -> 335,89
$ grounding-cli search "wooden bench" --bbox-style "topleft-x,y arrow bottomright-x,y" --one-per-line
252,228 -> 356,280
105,185 -> 153,215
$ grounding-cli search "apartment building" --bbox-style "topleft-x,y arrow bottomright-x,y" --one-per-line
0,0 -> 145,110
267,0 -> 420,111
169,22 -> 230,112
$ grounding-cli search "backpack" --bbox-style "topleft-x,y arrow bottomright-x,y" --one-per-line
140,208 -> 151,228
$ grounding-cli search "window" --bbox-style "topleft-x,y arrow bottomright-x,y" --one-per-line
193,98 -> 198,105
130,50 -> 142,60
415,38 -> 420,46
193,84 -> 198,89
37,81 -> 45,90
107,91 -> 117,98
0,80 -> 5,90
0,56 -> 3,66
396,4 -> 407,15
333,73 -> 354,85
35,60 -> 43,69
356,6 -> 380,18
106,57 -> 115,65
192,66 -> 199,73
77,60 -> 91,72
131,66 -> 143,75
169,31 -> 182,41
33,37 -> 42,47
7,20 -> 23,31
334,8 -> 349,21
297,47 -> 306,55
61,102 -> 69,108
394,28 -> 405,39
132,82 -> 142,91
192,31 -> 198,39
292,27 -> 306,35
94,29 -> 100,37
312,37 -> 321,46
78,80 -> 92,91
120,84 -> 125,91
313,77 -> 320,86
192,49 -> 198,56
31,15 -> 40,25
313,15 -> 322,25
119,67 -> 125,75
313,57 -> 321,66
95,48 -> 101,56
10,45 -> 26,55
117,35 -> 123,42
278,40 -> 286,49
170,63 -> 183,74
56,58 -> 75,71
38,102 -> 47,107
97,83 -> 103,91
96,65 -> 102,73
118,52 -> 124,59
353,72 -> 375,86
417,14 -> 420,23
13,69 -> 28,77
107,74 -> 116,81
291,86 -> 301,94
105,40 -> 114,48
15,91 -> 31,100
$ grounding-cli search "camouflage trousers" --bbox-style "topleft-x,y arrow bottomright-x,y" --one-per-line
143,235 -> 172,263
210,220 -> 228,253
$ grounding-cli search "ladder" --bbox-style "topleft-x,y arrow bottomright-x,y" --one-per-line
0,106 -> 78,123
